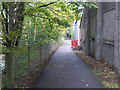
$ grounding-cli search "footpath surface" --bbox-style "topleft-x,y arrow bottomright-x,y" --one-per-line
35,40 -> 105,88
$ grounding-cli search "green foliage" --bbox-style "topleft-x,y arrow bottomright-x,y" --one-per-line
1,1 -> 99,51
67,2 -> 98,20
1,1 -> 99,87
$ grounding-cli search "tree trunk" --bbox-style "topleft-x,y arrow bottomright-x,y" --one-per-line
28,46 -> 31,72
40,45 -> 41,62
1,2 -> 25,87
5,51 -> 14,87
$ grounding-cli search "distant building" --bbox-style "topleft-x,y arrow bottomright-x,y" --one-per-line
74,20 -> 80,45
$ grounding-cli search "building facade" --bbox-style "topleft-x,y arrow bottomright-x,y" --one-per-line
80,2 -> 120,75
74,20 -> 80,45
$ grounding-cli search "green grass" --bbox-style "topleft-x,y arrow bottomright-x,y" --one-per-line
102,81 -> 120,88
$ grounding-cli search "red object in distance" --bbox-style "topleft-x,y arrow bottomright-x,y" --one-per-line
71,40 -> 78,47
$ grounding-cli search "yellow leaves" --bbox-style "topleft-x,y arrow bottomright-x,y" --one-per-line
15,85 -> 28,88
110,71 -> 115,74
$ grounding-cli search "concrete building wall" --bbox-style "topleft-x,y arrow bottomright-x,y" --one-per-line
80,2 -> 120,75
80,8 -> 97,56
95,3 -> 103,61
80,9 -> 91,55
114,2 -> 120,75
89,8 -> 97,57
101,3 -> 115,65
74,20 -> 80,45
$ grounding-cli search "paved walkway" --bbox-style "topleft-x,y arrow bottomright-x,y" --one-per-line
35,40 -> 105,88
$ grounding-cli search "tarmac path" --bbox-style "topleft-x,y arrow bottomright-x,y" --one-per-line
35,40 -> 105,88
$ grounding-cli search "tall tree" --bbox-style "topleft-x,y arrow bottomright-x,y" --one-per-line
0,1 -> 98,87
1,2 -> 25,87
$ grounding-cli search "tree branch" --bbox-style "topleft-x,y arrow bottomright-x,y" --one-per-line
38,0 -> 60,8
49,7 -> 72,18
27,13 -> 50,19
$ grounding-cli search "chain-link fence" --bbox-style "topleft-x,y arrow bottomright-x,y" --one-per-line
2,38 -> 64,88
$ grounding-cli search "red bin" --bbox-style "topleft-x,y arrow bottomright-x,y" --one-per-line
71,40 -> 78,47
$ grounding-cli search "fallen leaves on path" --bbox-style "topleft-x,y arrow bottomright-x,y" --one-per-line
74,50 -> 120,88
